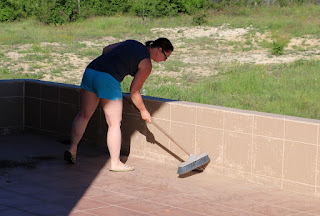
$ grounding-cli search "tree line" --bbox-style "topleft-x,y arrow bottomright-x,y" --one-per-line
0,0 -> 317,24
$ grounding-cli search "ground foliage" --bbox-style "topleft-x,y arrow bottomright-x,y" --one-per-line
1,0 -> 318,24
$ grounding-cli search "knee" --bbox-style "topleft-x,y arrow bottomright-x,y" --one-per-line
78,111 -> 93,122
107,120 -> 122,128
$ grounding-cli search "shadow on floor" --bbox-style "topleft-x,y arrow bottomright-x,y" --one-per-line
0,133 -> 110,216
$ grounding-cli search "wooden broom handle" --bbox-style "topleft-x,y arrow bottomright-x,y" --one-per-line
150,121 -> 190,156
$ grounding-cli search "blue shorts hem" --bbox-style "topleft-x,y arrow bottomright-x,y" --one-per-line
80,68 -> 123,101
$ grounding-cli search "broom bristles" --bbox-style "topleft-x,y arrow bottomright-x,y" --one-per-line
177,153 -> 210,175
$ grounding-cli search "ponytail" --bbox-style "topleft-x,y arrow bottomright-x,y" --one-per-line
145,40 -> 154,47
145,38 -> 173,52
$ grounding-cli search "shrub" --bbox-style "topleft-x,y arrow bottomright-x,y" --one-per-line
271,32 -> 289,55
129,0 -> 179,17
0,0 -> 17,22
35,0 -> 78,24
192,13 -> 208,25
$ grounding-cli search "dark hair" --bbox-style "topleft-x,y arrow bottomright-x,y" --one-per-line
145,38 -> 174,52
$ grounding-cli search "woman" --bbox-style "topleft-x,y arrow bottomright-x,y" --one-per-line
64,38 -> 174,172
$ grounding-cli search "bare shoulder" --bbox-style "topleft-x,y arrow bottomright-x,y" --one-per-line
138,58 -> 152,71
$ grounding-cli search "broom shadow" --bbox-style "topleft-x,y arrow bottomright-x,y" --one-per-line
132,120 -> 210,177
122,94 -> 210,177
143,124 -> 184,163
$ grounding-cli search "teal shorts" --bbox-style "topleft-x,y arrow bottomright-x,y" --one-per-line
80,68 -> 123,100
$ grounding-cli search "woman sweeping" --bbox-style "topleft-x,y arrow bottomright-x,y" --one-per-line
64,38 -> 174,172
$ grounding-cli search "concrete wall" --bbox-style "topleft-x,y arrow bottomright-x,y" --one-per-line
1,79 -> 320,197
0,80 -> 24,135
128,97 -> 320,197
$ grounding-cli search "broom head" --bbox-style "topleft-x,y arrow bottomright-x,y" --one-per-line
177,153 -> 210,175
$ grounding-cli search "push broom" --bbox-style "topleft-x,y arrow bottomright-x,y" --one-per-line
124,97 -> 210,175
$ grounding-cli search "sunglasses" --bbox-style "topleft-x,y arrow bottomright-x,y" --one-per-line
162,49 -> 167,60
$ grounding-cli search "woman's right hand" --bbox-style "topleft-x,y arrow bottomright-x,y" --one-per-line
141,110 -> 152,123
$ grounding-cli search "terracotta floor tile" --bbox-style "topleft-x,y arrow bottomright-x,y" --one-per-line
68,211 -> 95,216
286,213 -> 317,216
149,193 -> 197,207
88,191 -> 140,205
0,209 -> 36,216
242,203 -> 301,216
23,203 -> 70,216
98,181 -> 147,194
217,210 -> 264,216
73,197 -> 110,211
0,195 -> 43,209
123,187 -> 174,199
185,189 -> 233,203
151,208 -> 206,216
240,191 -> 291,205
118,200 -> 172,213
214,195 -> 259,210
82,185 -> 112,197
276,197 -> 320,212
181,200 -> 236,215
85,206 -> 148,216
306,208 -> 320,215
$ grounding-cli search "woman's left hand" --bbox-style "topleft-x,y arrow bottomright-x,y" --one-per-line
141,110 -> 152,123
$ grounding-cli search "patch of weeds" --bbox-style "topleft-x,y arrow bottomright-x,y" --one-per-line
29,63 -> 44,70
19,44 -> 52,54
73,42 -> 87,49
245,38 -> 253,46
66,78 -> 79,85
0,50 -> 6,59
185,37 -> 219,48
180,71 -> 199,84
0,67 -> 43,79
31,44 -> 43,53
0,67 -> 10,78
64,63 -> 77,70
50,67 -> 63,76
192,13 -> 208,26
17,67 -> 24,72
230,41 -> 245,52
271,32 -> 290,56
164,60 -> 190,72
78,49 -> 101,58
177,29 -> 184,34
23,54 -> 46,62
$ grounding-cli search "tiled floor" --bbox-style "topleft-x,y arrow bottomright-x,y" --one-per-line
1,134 -> 320,216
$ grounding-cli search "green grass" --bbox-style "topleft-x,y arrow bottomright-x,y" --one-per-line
0,16 -> 153,45
0,67 -> 43,79
121,59 -> 320,119
209,5 -> 320,37
0,4 -> 320,119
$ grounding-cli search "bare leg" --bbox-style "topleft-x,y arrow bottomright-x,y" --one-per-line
100,98 -> 134,171
68,89 -> 100,157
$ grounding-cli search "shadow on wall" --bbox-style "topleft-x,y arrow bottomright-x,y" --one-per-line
120,93 -> 184,163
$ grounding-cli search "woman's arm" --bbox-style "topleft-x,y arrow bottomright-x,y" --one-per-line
130,58 -> 152,123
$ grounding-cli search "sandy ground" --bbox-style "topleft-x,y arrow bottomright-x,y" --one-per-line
2,26 -> 320,84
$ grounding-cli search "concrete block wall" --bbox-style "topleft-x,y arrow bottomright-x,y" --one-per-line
1,79 -> 320,197
122,96 -> 320,197
0,80 -> 108,146
0,80 -> 24,135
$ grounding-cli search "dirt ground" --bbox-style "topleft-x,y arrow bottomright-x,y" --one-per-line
2,26 -> 320,84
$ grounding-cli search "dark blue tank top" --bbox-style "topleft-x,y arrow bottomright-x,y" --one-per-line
87,40 -> 150,82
